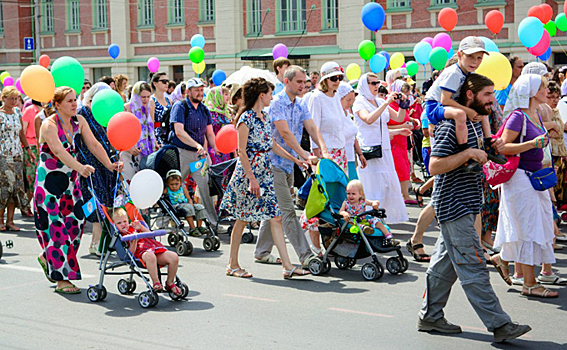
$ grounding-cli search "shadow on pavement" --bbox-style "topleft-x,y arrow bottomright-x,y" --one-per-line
425,330 -> 566,349
249,276 -> 369,294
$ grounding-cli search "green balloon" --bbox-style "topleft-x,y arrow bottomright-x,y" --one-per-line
189,47 -> 205,64
358,40 -> 375,61
429,47 -> 448,71
544,20 -> 557,37
51,56 -> 84,95
406,61 -> 419,76
556,13 -> 567,32
91,89 -> 125,127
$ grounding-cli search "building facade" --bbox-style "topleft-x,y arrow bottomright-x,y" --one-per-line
1,0 -> 566,87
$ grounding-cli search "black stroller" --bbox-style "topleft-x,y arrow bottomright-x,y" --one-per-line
0,238 -> 13,260
142,146 -> 221,256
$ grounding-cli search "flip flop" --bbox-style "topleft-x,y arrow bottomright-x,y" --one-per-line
254,254 -> 282,265
37,256 -> 56,283
6,223 -> 20,232
55,285 -> 81,294
283,267 -> 310,279
226,267 -> 253,278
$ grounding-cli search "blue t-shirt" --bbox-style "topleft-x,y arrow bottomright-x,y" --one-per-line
168,187 -> 188,205
168,98 -> 212,151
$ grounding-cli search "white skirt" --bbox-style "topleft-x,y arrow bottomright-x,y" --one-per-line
494,170 -> 556,265
358,148 -> 408,224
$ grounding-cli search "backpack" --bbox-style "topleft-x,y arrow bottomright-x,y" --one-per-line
166,99 -> 193,143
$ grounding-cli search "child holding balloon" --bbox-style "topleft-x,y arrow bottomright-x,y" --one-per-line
424,36 -> 505,171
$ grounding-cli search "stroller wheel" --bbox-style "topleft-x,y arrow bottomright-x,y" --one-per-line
561,211 -> 567,222
347,258 -> 357,268
212,236 -> 221,251
308,257 -> 325,275
176,241 -> 193,256
87,286 -> 102,302
386,257 -> 402,275
399,257 -> 409,273
322,259 -> 331,274
203,237 -> 214,251
167,233 -> 180,247
242,232 -> 254,244
99,286 -> 107,301
180,282 -> 190,298
138,291 -> 155,308
334,256 -> 349,270
118,279 -> 133,295
361,262 -> 383,281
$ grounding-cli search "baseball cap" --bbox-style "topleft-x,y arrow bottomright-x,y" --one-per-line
458,36 -> 490,55
186,78 -> 204,89
166,169 -> 182,179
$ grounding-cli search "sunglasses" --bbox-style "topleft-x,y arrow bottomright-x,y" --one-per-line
159,79 -> 169,84
369,81 -> 380,86
328,75 -> 344,82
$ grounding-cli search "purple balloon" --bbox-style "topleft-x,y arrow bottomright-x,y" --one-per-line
3,76 -> 14,87
421,37 -> 434,47
378,50 -> 390,67
273,43 -> 289,59
15,78 -> 24,94
147,57 -> 160,73
433,33 -> 452,52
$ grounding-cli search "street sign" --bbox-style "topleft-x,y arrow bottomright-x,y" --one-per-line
24,37 -> 34,51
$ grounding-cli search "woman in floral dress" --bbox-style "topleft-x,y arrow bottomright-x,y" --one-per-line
35,87 -> 121,294
219,78 -> 309,279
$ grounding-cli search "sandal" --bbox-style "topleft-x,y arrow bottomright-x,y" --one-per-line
37,256 -> 56,283
489,255 -> 512,286
5,223 -> 20,232
411,174 -> 424,183
283,266 -> 310,279
0,224 -> 5,232
537,273 -> 567,286
254,254 -> 282,265
165,282 -> 183,296
55,284 -> 81,294
152,282 -> 164,292
406,239 -> 431,262
413,186 -> 424,207
226,266 -> 253,278
521,284 -> 558,298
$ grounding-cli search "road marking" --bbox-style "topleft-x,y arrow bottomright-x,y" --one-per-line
328,307 -> 394,318
224,293 -> 278,302
0,264 -> 95,278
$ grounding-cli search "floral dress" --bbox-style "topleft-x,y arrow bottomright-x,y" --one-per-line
219,110 -> 281,221
151,95 -> 171,145
344,200 -> 388,232
34,117 -> 85,281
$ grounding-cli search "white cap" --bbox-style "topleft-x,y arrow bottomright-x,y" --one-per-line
320,62 -> 344,81
458,36 -> 490,55
186,78 -> 204,89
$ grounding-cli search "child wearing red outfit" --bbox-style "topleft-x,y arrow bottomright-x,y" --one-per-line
113,209 -> 181,295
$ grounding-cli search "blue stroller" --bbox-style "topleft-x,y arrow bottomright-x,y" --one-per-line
302,159 -> 409,281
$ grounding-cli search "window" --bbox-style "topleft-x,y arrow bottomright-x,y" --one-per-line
137,66 -> 150,82
433,0 -> 455,4
200,0 -> 215,22
248,0 -> 262,35
0,1 -> 4,34
67,0 -> 80,32
169,0 -> 184,25
173,65 -> 184,83
389,0 -> 411,8
322,0 -> 338,30
42,0 -> 54,32
93,67 -> 111,82
139,0 -> 154,27
279,0 -> 306,33
93,0 -> 108,29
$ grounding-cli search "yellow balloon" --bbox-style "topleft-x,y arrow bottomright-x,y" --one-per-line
345,63 -> 361,81
390,52 -> 405,70
192,60 -> 206,75
20,65 -> 55,103
475,52 -> 512,90
0,72 -> 10,84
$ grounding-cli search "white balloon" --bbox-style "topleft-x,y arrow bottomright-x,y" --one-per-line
129,169 -> 163,209
559,97 -> 567,124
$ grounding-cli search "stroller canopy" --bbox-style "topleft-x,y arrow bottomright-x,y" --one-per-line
305,159 -> 348,223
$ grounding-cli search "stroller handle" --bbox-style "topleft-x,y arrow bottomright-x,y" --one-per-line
121,230 -> 167,242
354,209 -> 386,219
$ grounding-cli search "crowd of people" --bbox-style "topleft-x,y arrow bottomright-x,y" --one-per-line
2,34 -> 567,342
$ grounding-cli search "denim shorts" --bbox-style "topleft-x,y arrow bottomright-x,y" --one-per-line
425,100 -> 446,125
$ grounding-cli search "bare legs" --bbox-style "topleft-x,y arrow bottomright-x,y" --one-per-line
142,250 -> 179,286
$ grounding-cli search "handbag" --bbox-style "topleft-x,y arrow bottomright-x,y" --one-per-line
360,119 -> 383,160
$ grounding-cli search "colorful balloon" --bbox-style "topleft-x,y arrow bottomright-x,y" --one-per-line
475,52 -> 512,90
91,89 -> 125,127
389,52 -> 405,70
378,51 -> 390,67
15,78 -> 24,94
406,61 -> 419,76
429,47 -> 448,71
215,125 -> 238,154
107,112 -> 141,151
544,20 -> 557,37
188,47 -> 205,64
527,6 -> 545,23
190,34 -> 206,48
51,56 -> 85,94
192,60 -> 206,75
272,43 -> 289,59
358,40 -> 375,61
518,17 -> 544,48
527,30 -> 550,57
212,69 -> 227,86
413,41 -> 432,65
479,37 -> 499,53
448,47 -> 455,58
540,4 -> 553,24
0,72 -> 10,84
438,8 -> 457,31
147,57 -> 160,73
433,32 -> 452,52
108,44 -> 120,59
345,63 -> 361,81
20,65 -> 55,103
556,13 -> 567,32
538,46 -> 552,61
130,170 -> 163,210
485,10 -> 504,34
39,54 -> 50,68
421,37 -> 434,46
3,76 -> 14,87
369,54 -> 387,73
360,2 -> 385,32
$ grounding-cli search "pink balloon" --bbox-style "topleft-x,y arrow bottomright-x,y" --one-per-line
432,33 -> 452,52
15,78 -> 24,94
527,30 -> 550,57
3,76 -> 14,87
421,37 -> 434,46
147,57 -> 160,73
272,43 -> 289,59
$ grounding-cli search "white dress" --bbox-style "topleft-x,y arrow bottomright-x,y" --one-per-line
352,96 -> 408,224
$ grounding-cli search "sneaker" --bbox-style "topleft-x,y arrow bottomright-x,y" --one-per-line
189,228 -> 202,237
493,322 -> 531,343
417,317 -> 462,334
537,273 -> 567,285
362,225 -> 374,235
510,276 -> 524,286
197,226 -> 211,235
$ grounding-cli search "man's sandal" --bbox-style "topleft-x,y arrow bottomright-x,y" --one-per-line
254,254 -> 282,265
283,267 -> 310,279
490,255 -> 512,286
226,267 -> 252,278
521,284 -> 558,298
406,240 -> 431,262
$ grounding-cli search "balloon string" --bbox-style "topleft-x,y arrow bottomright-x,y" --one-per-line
555,38 -> 567,56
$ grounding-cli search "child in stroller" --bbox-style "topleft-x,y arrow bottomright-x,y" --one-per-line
113,208 -> 182,296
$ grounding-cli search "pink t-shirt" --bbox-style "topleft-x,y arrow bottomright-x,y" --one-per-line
22,105 -> 39,146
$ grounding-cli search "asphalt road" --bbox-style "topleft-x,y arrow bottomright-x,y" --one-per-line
1,202 -> 566,350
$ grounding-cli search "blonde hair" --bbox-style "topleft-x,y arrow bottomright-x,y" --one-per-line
347,180 -> 365,201
1,86 -> 20,99
113,74 -> 128,93
112,208 -> 128,222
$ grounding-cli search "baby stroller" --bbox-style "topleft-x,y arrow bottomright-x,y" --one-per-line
0,238 -> 13,260
142,145 -> 221,256
208,157 -> 255,244
87,203 -> 189,308
302,159 -> 409,281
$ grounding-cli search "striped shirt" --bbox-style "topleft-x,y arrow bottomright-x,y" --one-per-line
431,120 -> 483,223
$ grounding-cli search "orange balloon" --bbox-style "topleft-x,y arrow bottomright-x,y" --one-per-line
527,6 -> 545,22
215,125 -> 238,154
438,8 -> 457,31
107,112 -> 142,151
485,10 -> 504,34
20,65 -> 55,103
39,54 -> 50,68
540,4 -> 553,24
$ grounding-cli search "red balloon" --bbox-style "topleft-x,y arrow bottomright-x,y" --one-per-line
438,8 -> 457,31
527,6 -> 545,22
215,125 -> 238,154
39,54 -> 50,68
527,30 -> 550,57
107,112 -> 142,151
485,10 -> 504,34
540,4 -> 553,24
565,2 -> 567,16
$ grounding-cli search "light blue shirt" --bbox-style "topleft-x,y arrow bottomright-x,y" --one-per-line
268,90 -> 312,174
273,81 -> 284,96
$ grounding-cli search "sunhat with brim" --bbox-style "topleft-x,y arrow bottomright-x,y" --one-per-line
320,62 -> 344,82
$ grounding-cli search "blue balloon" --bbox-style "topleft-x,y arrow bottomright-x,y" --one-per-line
448,47 -> 455,58
212,69 -> 227,86
518,17 -> 544,48
479,36 -> 499,53
538,46 -> 552,61
378,50 -> 390,67
191,34 -> 206,48
369,54 -> 387,73
108,44 -> 120,59
413,42 -> 432,65
361,3 -> 385,31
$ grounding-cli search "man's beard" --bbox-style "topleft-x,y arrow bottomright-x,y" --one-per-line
190,96 -> 202,104
468,97 -> 492,116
